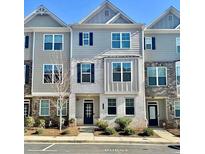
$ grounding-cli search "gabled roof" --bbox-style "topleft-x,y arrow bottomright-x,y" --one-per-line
146,6 -> 180,29
24,5 -> 67,27
79,0 -> 136,24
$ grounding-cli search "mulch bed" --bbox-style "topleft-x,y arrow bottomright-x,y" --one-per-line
24,127 -> 79,136
167,129 -> 180,137
93,128 -> 160,138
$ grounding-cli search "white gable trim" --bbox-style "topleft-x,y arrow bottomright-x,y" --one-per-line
175,24 -> 180,29
106,13 -> 120,24
24,5 -> 67,27
146,6 -> 180,29
79,0 -> 136,24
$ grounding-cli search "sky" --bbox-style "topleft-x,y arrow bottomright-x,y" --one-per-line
24,0 -> 180,25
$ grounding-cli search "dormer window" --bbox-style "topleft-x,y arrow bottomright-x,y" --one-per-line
105,9 -> 110,17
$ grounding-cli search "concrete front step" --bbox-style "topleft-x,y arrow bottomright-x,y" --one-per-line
79,126 -> 98,133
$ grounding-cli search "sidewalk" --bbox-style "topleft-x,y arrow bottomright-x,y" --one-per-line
24,129 -> 179,144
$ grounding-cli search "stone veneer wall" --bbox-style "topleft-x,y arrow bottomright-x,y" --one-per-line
31,96 -> 69,127
24,60 -> 32,95
145,62 -> 180,128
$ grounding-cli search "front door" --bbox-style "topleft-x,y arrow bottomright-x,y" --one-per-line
148,104 -> 158,126
84,101 -> 93,124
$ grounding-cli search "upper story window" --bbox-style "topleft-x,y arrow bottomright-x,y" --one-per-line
43,64 -> 63,84
79,32 -> 93,46
112,62 -> 132,82
145,37 -> 156,50
168,15 -> 173,21
174,101 -> 180,118
81,64 -> 91,83
108,99 -> 116,115
176,37 -> 180,53
44,34 -> 63,51
77,63 -> 95,83
105,9 -> 110,17
176,62 -> 180,86
24,36 -> 29,48
125,98 -> 134,115
112,32 -> 130,49
39,99 -> 50,116
57,99 -> 67,116
24,64 -> 29,84
147,67 -> 167,86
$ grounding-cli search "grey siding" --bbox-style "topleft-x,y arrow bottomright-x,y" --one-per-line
112,16 -> 132,24
25,14 -> 63,27
24,32 -> 33,60
150,13 -> 180,29
72,28 -> 142,58
85,6 -> 117,24
104,58 -> 142,93
32,32 -> 70,93
144,33 -> 180,62
70,59 -> 104,94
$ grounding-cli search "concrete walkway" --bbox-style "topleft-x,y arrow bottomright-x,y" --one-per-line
153,128 -> 180,143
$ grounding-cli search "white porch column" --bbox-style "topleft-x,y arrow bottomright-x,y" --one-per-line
69,93 -> 76,120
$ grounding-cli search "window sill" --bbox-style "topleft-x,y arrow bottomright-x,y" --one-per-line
106,115 -> 117,117
43,50 -> 64,52
125,115 -> 135,117
39,115 -> 50,117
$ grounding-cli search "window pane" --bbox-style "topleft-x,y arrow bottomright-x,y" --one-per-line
41,108 -> 49,116
158,67 -> 166,77
126,107 -> 134,115
112,33 -> 120,40
123,63 -> 131,72
83,40 -> 89,45
41,100 -> 49,107
158,77 -> 166,85
108,107 -> 116,115
54,43 -> 62,50
146,44 -> 151,49
82,74 -> 91,82
147,67 -> 156,77
122,41 -> 130,48
108,99 -> 116,115
175,110 -> 180,117
54,65 -> 62,73
82,64 -> 91,73
113,63 -> 121,72
54,73 -> 62,83
108,99 -> 116,106
122,33 -> 130,40
44,43 -> 53,50
83,33 -> 89,39
112,41 -> 120,48
44,65 -> 52,73
123,73 -> 131,81
44,74 -> 52,83
113,73 -> 121,81
45,35 -> 53,43
126,99 -> 134,106
54,35 -> 62,43
149,77 -> 157,85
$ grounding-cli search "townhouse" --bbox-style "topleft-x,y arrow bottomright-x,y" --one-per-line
144,6 -> 180,128
24,1 -> 180,128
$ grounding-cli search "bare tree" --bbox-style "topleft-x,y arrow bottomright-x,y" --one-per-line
44,52 -> 71,132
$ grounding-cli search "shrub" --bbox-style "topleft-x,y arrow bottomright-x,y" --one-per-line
115,117 -> 132,130
143,128 -> 154,136
24,128 -> 27,133
69,118 -> 75,124
35,119 -> 46,128
35,128 -> 44,135
105,127 -> 116,135
124,127 -> 135,135
25,116 -> 35,128
96,119 -> 108,131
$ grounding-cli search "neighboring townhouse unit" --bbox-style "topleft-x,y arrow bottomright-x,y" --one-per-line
69,0 -> 146,127
144,6 -> 180,128
24,5 -> 71,125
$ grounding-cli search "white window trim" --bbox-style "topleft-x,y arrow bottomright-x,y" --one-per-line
175,61 -> 180,86
81,63 -> 91,83
107,98 -> 117,116
39,99 -> 50,116
105,9 -> 110,17
112,61 -> 132,83
145,37 -> 152,50
43,64 -> 63,84
176,37 -> 180,54
57,99 -> 68,116
111,32 -> 131,49
174,101 -> 180,118
147,67 -> 167,86
43,34 -> 64,51
124,98 -> 135,116
82,32 -> 90,46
